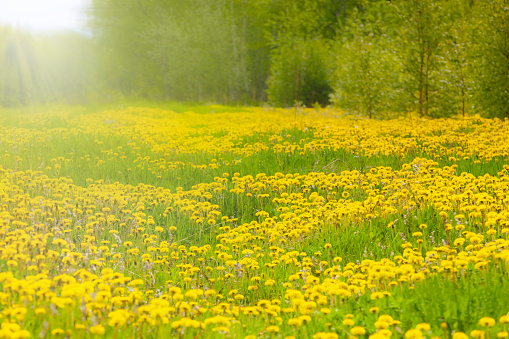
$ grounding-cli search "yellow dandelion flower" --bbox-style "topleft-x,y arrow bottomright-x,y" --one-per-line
479,317 -> 496,327
351,326 -> 366,336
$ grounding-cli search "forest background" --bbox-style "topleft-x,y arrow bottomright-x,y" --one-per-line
0,0 -> 508,118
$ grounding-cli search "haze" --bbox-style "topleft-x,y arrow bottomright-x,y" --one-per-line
0,0 -> 88,32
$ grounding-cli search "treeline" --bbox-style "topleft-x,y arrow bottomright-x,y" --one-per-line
87,0 -> 354,106
0,25 -> 94,107
88,0 -> 509,117
330,0 -> 509,118
87,0 -> 272,104
2,0 -> 508,118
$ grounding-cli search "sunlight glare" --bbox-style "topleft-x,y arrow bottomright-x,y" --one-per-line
0,0 -> 88,32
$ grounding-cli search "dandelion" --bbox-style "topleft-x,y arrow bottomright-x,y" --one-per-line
90,325 -> 105,335
471,330 -> 485,339
375,321 -> 389,329
266,325 -> 279,333
479,317 -> 496,327
416,323 -> 430,331
351,327 -> 366,336
13,330 -> 31,339
405,329 -> 423,339
108,316 -> 127,327
49,328 -> 64,336
343,319 -> 355,326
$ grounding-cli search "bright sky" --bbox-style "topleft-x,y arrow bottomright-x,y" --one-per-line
0,0 -> 89,32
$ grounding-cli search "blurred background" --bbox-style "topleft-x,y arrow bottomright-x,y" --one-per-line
0,0 -> 508,118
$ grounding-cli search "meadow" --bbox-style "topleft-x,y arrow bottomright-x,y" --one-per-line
0,105 -> 508,339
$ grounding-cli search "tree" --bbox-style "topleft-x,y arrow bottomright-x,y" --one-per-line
144,0 -> 251,103
331,5 -> 402,118
88,0 -> 272,104
87,0 -> 164,99
265,0 -> 339,107
267,38 -> 332,107
475,0 -> 509,117
394,0 -> 446,117
435,14 -> 477,117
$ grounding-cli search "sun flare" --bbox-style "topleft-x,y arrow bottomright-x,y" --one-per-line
0,0 -> 87,32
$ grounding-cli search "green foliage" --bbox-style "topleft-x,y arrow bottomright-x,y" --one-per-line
267,39 -> 333,107
88,0 -> 271,105
329,0 -> 509,119
331,8 -> 403,117
475,0 -> 509,118
145,1 -> 250,102
434,13 -> 478,117
392,0 -> 448,118
87,0 -> 165,99
264,0 -> 347,107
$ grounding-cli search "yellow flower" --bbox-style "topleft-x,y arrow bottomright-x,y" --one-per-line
7,260 -> 18,268
343,319 -> 355,326
35,307 -> 46,316
108,316 -> 127,328
321,308 -> 331,314
405,329 -> 423,339
266,325 -> 279,333
471,330 -> 485,339
90,325 -> 105,335
416,323 -> 430,331
375,321 -> 389,329
129,279 -> 144,287
479,317 -> 496,327
288,318 -> 302,327
299,301 -> 316,315
13,330 -> 31,339
351,326 -> 366,336
52,329 -> 65,336
299,315 -> 312,324
314,333 -> 339,339
205,289 -> 217,297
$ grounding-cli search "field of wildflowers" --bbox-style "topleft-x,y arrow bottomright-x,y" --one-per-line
0,106 -> 508,338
